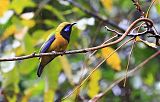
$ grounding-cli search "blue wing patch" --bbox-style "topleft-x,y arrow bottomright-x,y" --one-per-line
40,35 -> 55,53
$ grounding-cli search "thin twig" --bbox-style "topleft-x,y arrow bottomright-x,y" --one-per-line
105,25 -> 152,37
132,0 -> 145,16
89,35 -> 118,58
89,50 -> 160,102
123,39 -> 136,87
62,37 -> 135,101
145,0 -> 156,18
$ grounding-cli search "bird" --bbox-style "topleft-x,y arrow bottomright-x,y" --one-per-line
37,22 -> 76,77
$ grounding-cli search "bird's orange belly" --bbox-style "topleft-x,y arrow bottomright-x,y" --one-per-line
48,37 -> 68,52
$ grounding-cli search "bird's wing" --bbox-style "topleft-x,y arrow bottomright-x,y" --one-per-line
40,34 -> 55,53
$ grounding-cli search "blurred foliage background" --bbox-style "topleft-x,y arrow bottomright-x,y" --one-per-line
0,0 -> 160,102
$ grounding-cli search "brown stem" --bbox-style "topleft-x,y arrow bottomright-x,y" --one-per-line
89,50 -> 160,102
0,18 -> 153,62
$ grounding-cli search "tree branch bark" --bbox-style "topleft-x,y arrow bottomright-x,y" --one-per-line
0,18 -> 154,62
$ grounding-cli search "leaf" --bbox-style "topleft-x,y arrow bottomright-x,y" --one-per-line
44,58 -> 62,101
18,34 -> 38,74
0,0 -> 9,16
88,69 -> 101,98
155,0 -> 160,15
32,30 -> 46,40
15,46 -> 25,56
135,36 -> 142,42
10,0 -> 35,14
0,25 -> 16,41
100,0 -> 113,11
44,19 -> 59,28
67,27 -> 80,49
24,33 -> 35,54
44,90 -> 54,102
144,73 -> 154,86
101,47 -> 121,71
44,5 -> 66,21
59,56 -> 74,85
2,67 -> 19,92
22,81 -> 44,102
18,58 -> 38,75
21,19 -> 36,28
2,67 -> 19,102
141,40 -> 157,48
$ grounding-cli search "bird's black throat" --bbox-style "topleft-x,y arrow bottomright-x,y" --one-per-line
60,31 -> 71,43
60,24 -> 72,42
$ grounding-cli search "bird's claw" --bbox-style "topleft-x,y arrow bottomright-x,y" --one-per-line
61,51 -> 66,56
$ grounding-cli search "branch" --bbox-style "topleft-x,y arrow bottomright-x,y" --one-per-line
66,0 -> 125,32
132,0 -> 145,17
62,37 -> 135,101
0,18 -> 154,62
89,50 -> 160,102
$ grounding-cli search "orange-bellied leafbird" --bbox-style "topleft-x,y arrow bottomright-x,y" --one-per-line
37,22 -> 76,77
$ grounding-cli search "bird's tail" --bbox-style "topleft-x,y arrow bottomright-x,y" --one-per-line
37,64 -> 44,77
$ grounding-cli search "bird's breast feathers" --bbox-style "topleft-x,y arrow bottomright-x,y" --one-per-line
48,34 -> 68,52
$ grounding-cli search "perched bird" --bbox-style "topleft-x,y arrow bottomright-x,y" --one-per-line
37,22 -> 76,77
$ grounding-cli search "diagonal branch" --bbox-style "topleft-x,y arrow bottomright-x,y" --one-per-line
89,50 -> 160,102
62,37 -> 135,101
0,18 -> 154,62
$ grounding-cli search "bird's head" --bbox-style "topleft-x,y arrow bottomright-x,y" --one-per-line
56,22 -> 76,35
55,22 -> 76,42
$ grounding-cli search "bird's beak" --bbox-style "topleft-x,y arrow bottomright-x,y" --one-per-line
71,23 -> 77,26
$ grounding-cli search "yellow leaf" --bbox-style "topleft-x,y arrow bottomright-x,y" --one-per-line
0,0 -> 9,16
21,19 -> 36,28
59,56 -> 74,85
135,36 -> 142,42
44,90 -> 54,102
101,47 -> 121,71
100,0 -> 113,11
15,46 -> 25,56
90,68 -> 101,81
88,69 -> 101,98
142,40 -> 157,48
22,83 -> 43,102
0,25 -> 16,41
155,0 -> 160,4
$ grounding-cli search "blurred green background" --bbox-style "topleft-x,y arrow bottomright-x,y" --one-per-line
0,0 -> 160,102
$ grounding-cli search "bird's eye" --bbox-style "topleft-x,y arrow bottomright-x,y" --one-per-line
64,25 -> 70,32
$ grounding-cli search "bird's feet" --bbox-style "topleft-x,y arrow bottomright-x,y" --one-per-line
51,51 -> 66,56
60,51 -> 66,56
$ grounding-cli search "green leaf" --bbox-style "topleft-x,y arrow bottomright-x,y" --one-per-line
44,58 -> 62,101
2,67 -> 19,102
144,73 -> 154,86
67,27 -> 80,49
18,58 -> 38,75
2,67 -> 19,90
24,33 -> 35,54
10,0 -> 35,14
59,56 -> 73,85
155,3 -> 160,15
44,5 -> 66,21
32,30 -> 46,40
22,80 -> 44,102
45,58 -> 62,89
